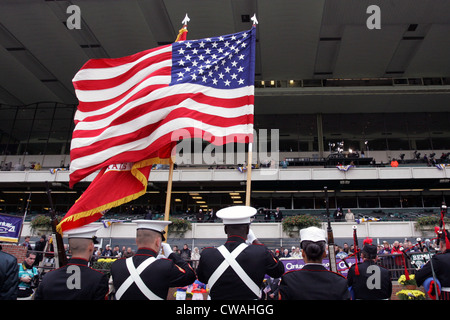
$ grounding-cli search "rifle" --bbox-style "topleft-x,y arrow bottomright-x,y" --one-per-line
437,203 -> 447,247
324,186 -> 338,272
352,225 -> 361,275
46,182 -> 68,268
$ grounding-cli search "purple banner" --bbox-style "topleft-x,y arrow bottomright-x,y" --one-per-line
0,214 -> 23,243
280,257 -> 357,276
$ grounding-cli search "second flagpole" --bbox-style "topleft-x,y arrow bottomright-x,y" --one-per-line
163,160 -> 174,240
245,142 -> 253,206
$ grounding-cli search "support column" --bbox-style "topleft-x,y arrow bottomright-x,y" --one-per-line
317,113 -> 324,158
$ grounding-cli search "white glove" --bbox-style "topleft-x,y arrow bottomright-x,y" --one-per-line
246,228 -> 257,244
161,242 -> 173,258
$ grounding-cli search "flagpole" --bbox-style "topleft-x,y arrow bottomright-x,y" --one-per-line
245,14 -> 257,207
162,15 -> 188,239
245,142 -> 253,206
163,159 -> 174,239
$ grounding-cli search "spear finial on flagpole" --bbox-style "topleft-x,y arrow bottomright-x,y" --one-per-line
182,13 -> 190,26
251,14 -> 258,26
176,14 -> 190,42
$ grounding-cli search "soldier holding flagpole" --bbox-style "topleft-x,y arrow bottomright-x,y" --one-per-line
109,220 -> 196,300
196,205 -> 284,300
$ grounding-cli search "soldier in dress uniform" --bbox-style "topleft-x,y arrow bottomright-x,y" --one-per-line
196,206 -> 284,300
279,226 -> 350,300
34,224 -> 109,300
416,228 -> 450,300
110,220 -> 196,300
346,239 -> 392,300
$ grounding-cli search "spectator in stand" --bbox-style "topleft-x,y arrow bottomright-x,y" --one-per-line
281,248 -> 291,258
94,248 -> 102,258
390,159 -> 399,167
334,207 -> 344,222
336,246 -> 348,259
122,247 -> 134,258
343,243 -> 350,255
33,235 -> 47,266
17,252 -> 39,300
145,206 -> 153,220
34,162 -> 42,171
291,247 -> 301,258
274,207 -> 283,222
180,244 -> 191,261
101,244 -> 113,257
274,249 -> 281,258
21,236 -> 33,251
391,241 -> 403,259
191,247 -> 200,269
112,245 -> 121,257
345,209 -> 355,222
390,240 -> 404,278
172,245 -> 181,255
378,241 -> 391,254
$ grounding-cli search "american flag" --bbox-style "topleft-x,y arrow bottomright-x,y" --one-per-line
69,27 -> 256,187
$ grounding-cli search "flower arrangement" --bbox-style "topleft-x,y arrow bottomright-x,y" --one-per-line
398,274 -> 417,286
167,217 -> 192,237
91,258 -> 116,277
30,214 -> 60,235
396,289 -> 426,300
415,216 -> 450,231
282,214 -> 322,237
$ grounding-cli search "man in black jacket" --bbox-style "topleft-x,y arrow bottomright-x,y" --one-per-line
347,241 -> 392,300
196,206 -> 284,300
279,227 -> 350,300
416,230 -> 450,300
110,220 -> 196,300
34,224 -> 109,300
0,245 -> 19,300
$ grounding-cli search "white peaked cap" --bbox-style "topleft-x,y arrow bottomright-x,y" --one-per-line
64,223 -> 102,240
300,226 -> 327,244
216,206 -> 256,225
133,220 -> 171,239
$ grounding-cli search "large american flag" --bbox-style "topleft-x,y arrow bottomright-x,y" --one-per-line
69,27 -> 256,187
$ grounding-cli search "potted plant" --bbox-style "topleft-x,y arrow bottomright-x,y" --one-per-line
30,215 -> 54,235
282,214 -> 322,238
415,216 -> 449,236
167,217 -> 192,238
91,258 -> 116,278
398,274 -> 417,290
396,289 -> 426,300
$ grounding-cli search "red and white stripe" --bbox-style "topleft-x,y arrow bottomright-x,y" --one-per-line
69,44 -> 254,187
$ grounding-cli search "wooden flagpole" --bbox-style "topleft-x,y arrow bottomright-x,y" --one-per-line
163,159 -> 174,240
245,142 -> 253,206
245,15 -> 257,207
162,14 -> 189,239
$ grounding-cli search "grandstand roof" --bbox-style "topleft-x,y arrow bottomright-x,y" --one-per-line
0,0 -> 449,114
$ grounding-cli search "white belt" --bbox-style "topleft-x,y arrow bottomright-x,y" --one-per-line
115,256 -> 162,300
441,287 -> 450,292
208,243 -> 261,299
